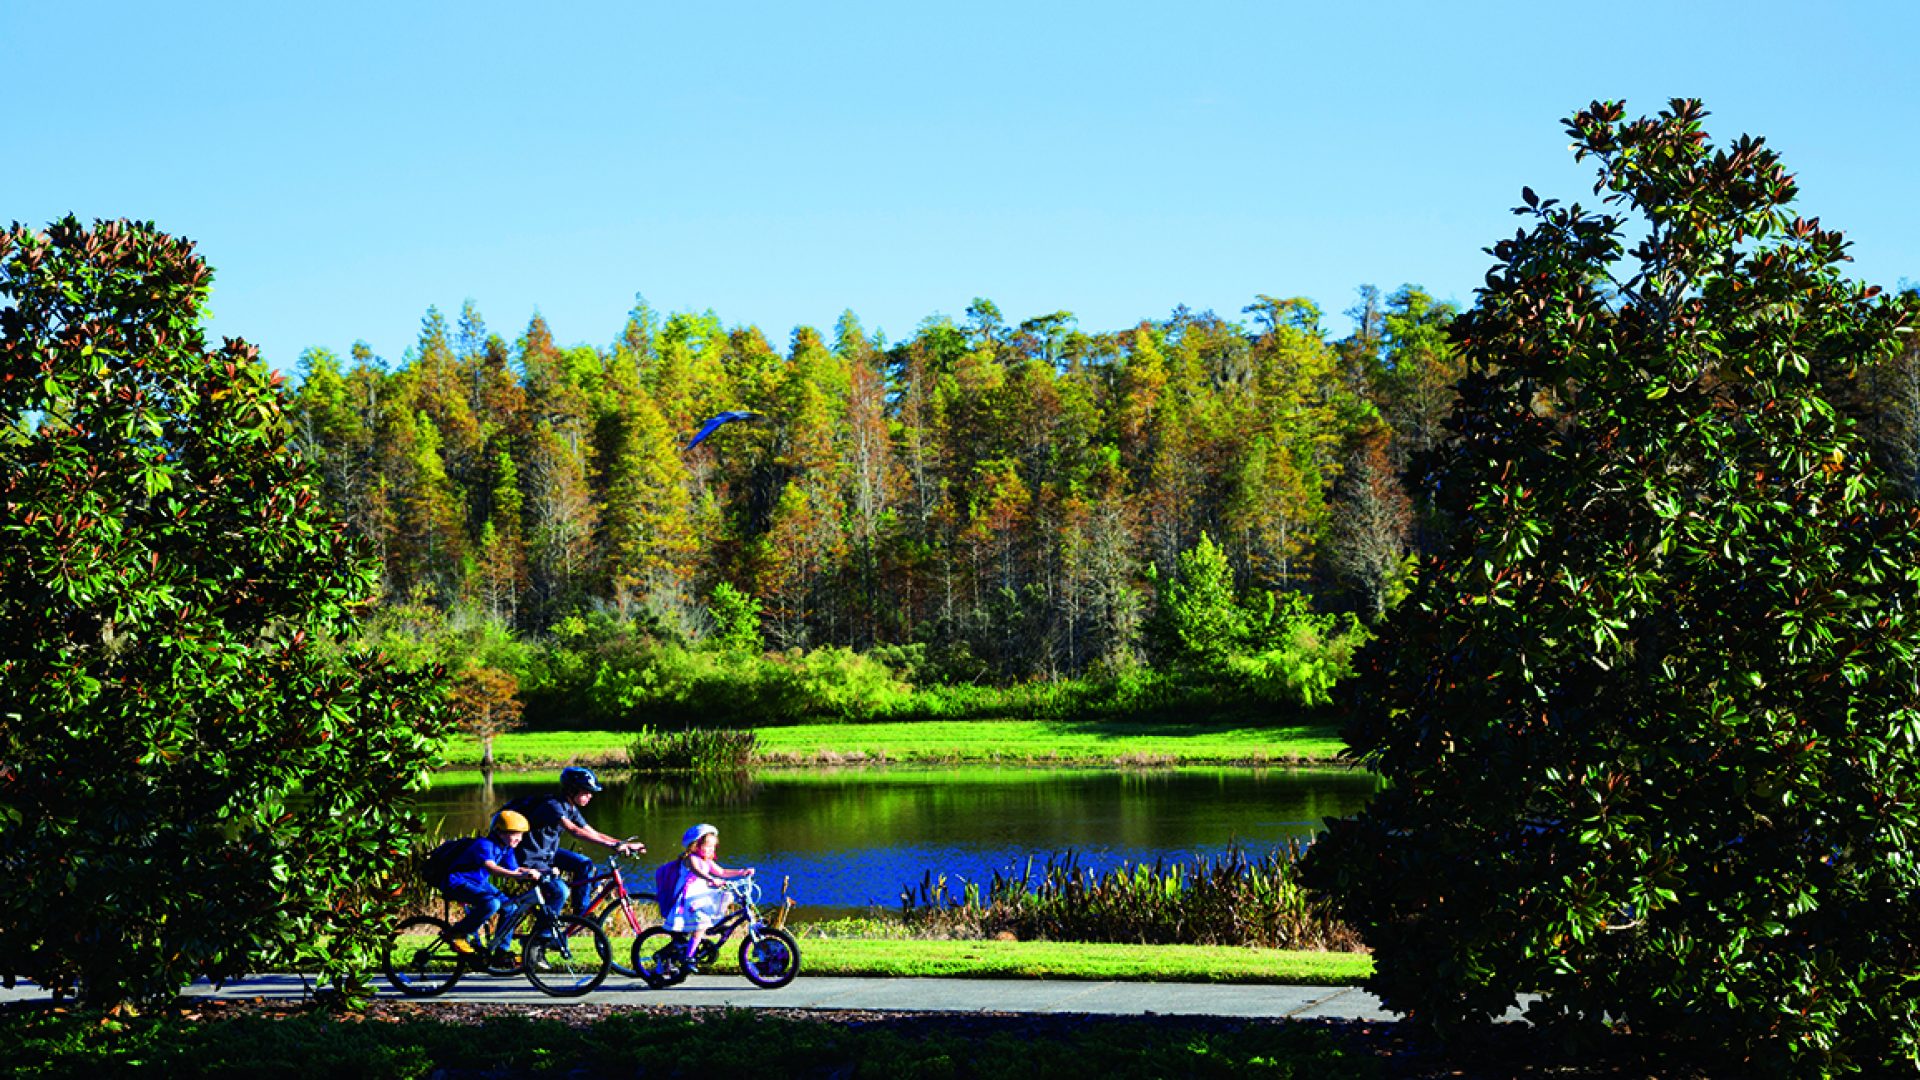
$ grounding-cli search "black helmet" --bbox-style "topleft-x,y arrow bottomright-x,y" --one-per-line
560,766 -> 603,794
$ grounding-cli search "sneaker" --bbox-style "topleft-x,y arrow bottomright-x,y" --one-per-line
488,951 -> 520,974
449,938 -> 477,956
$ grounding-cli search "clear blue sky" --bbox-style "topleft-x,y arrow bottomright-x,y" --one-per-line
8,2 -> 1917,372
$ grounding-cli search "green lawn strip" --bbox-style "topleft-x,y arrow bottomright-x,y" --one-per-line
783,937 -> 1372,985
385,933 -> 1370,985
449,720 -> 1349,771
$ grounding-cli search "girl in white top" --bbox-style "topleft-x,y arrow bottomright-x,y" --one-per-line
664,823 -> 754,966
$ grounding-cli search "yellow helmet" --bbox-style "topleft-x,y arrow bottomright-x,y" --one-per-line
493,809 -> 531,834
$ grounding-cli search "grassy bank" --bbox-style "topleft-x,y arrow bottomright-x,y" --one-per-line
445,719 -> 1349,770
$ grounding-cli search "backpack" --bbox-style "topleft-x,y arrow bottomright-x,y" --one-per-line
419,837 -> 474,885
653,857 -> 687,909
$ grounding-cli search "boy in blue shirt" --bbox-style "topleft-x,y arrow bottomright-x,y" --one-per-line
437,808 -> 546,957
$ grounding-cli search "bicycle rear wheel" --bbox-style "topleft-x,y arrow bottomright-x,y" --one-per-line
632,926 -> 688,989
383,916 -> 464,997
588,891 -> 660,978
523,914 -> 612,997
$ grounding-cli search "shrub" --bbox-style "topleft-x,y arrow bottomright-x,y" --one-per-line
626,726 -> 759,772
1301,101 -> 1920,1073
0,219 -> 449,1008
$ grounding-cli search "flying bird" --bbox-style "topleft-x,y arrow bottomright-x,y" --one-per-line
684,410 -> 764,452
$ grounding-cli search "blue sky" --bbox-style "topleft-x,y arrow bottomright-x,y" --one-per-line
7,2 -> 1916,372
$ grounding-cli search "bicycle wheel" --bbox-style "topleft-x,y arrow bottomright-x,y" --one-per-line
383,916 -> 464,997
632,926 -> 688,989
589,891 -> 660,978
739,927 -> 800,989
523,914 -> 612,997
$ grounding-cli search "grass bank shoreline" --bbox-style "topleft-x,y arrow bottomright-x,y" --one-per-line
441,719 -> 1353,772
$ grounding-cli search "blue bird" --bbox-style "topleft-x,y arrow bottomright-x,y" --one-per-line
684,410 -> 763,452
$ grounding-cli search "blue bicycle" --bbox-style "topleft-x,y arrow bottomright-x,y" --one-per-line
383,881 -> 612,997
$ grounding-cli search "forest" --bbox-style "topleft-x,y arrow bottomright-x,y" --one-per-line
285,283 -> 1920,724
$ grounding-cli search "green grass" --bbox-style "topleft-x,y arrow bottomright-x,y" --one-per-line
386,930 -> 1370,985
448,719 -> 1349,771
787,936 -> 1372,985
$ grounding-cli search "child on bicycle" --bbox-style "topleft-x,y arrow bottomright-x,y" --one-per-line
663,823 -> 754,970
437,809 -> 546,958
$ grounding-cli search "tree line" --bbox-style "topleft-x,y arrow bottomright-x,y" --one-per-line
288,287 -> 1466,681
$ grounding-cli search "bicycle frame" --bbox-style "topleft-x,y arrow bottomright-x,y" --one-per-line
678,879 -> 782,958
466,883 -> 549,957
578,848 -> 655,936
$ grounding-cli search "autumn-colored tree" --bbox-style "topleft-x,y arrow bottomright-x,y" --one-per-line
448,664 -> 524,771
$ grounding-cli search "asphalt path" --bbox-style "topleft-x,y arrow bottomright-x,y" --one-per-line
1,974 -> 1403,1021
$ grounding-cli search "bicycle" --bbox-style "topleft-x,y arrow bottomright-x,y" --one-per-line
573,840 -> 660,978
382,877 -> 613,998
632,878 -> 800,990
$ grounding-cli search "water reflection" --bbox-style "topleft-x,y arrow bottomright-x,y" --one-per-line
616,771 -> 760,811
416,766 -> 1379,917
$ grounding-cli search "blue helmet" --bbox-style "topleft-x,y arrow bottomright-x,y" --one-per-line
560,766 -> 603,794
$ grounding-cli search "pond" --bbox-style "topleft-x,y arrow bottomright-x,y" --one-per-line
418,766 -> 1381,919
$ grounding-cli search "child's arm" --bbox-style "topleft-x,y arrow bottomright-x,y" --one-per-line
484,858 -> 541,882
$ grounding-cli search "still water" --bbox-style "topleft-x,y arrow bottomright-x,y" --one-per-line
418,767 -> 1380,918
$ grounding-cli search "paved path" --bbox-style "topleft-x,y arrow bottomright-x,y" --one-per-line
2,974 -> 1402,1021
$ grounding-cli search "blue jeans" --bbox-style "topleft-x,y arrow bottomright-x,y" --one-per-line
443,882 -> 508,946
531,849 -> 598,919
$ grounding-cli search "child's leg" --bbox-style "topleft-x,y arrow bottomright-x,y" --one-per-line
553,849 -> 594,912
684,926 -> 706,962
445,888 -> 504,943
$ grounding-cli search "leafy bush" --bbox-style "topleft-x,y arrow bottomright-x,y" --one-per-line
516,594 -> 1363,730
1301,101 -> 1920,1073
898,845 -> 1358,951
0,219 -> 449,1008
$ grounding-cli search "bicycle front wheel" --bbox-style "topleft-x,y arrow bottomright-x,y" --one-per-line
589,891 -> 660,978
383,916 -> 464,997
739,927 -> 800,989
523,914 -> 612,997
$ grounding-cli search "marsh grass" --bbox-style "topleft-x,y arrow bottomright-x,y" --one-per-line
625,726 -> 758,772
898,844 -> 1360,951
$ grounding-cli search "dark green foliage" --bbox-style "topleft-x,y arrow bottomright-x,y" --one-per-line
1300,102 -> 1920,1072
0,218 -> 450,1007
0,1006 -> 1374,1079
899,847 -> 1359,951
707,581 -> 764,652
519,605 -> 1355,728
626,725 -> 759,772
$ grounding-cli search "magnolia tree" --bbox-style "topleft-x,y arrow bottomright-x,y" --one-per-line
0,218 -> 450,1007
1301,102 -> 1920,1072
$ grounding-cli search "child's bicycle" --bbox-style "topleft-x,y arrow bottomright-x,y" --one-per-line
632,878 -> 800,990
383,879 -> 613,998
574,840 -> 660,978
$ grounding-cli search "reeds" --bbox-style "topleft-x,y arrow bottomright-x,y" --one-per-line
626,726 -> 759,773
897,843 -> 1360,951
